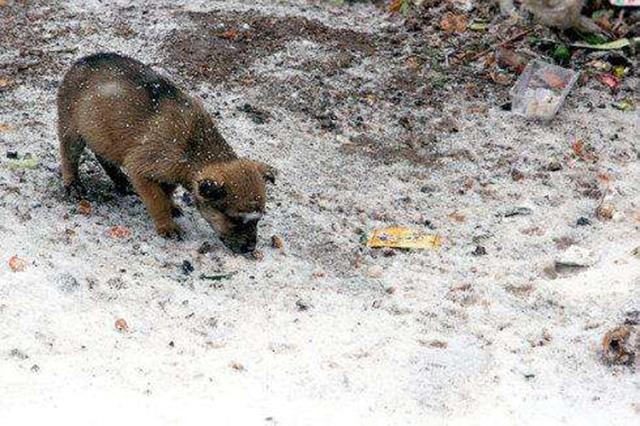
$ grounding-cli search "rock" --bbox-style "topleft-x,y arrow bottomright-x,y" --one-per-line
114,318 -> 129,332
547,159 -> 563,171
56,273 -> 80,294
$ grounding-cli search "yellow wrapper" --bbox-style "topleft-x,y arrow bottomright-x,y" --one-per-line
366,227 -> 442,249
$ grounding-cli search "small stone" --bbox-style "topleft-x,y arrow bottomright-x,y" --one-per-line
576,217 -> 591,226
472,246 -> 487,256
271,235 -> 284,249
77,199 -> 92,216
385,286 -> 396,294
8,255 -> 27,272
251,250 -> 264,261
181,260 -> 194,275
115,318 -> 129,332
30,364 -> 40,373
168,341 -> 175,348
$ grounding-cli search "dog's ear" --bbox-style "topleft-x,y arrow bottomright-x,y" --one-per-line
198,179 -> 226,201
255,162 -> 276,184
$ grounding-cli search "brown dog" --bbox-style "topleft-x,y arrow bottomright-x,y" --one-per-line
57,53 -> 275,253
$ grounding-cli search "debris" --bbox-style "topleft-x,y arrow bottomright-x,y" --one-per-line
554,245 -> 598,273
9,348 -> 29,360
597,73 -> 620,89
6,154 -> 39,170
0,76 -> 13,88
251,250 -> 265,261
295,299 -> 310,311
572,38 -> 639,50
77,200 -> 92,216
366,227 -> 442,249
602,325 -> 638,366
107,225 -> 131,239
502,207 -> 533,217
271,235 -> 284,249
576,217 -> 591,226
472,246 -> 487,256
8,255 -> 27,272
197,241 -> 214,254
0,123 -> 12,132
114,318 -> 129,332
510,61 -> 579,120
230,361 -> 245,371
612,99 -> 635,111
55,273 -> 80,294
181,260 -> 194,275
199,272 -> 237,281
440,13 -> 467,33
596,203 -> 615,220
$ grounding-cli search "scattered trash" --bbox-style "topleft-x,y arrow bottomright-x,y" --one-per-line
230,361 -> 245,371
554,245 -> 598,273
6,154 -> 39,170
271,235 -> 284,250
8,255 -> 27,272
366,227 -> 442,250
181,260 -> 194,275
576,217 -> 591,226
77,199 -> 92,216
114,318 -> 129,332
597,73 -> 620,89
613,99 -> 635,111
596,203 -> 615,220
510,60 -> 579,120
572,38 -> 639,50
602,325 -> 638,366
472,245 -> 487,256
199,272 -> 237,281
107,225 -> 131,239
295,299 -> 310,311
502,207 -> 533,217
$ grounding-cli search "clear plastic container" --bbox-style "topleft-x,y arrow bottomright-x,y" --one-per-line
510,60 -> 580,120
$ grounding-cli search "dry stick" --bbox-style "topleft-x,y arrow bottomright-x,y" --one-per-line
469,28 -> 534,61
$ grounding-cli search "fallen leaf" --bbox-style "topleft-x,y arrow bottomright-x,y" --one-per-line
218,29 -> 239,40
107,225 -> 131,239
388,0 -> 404,13
8,255 -> 27,272
0,76 -> 12,88
367,227 -> 442,249
440,13 -> 467,33
114,318 -> 129,332
77,199 -> 92,216
597,73 -> 620,89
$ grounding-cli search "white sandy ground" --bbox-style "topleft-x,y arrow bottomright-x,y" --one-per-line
1,0 -> 640,424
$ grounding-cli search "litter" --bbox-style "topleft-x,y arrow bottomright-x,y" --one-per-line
510,60 -> 579,120
366,227 -> 442,249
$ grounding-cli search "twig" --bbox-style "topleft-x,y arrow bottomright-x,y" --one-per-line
469,28 -> 534,61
